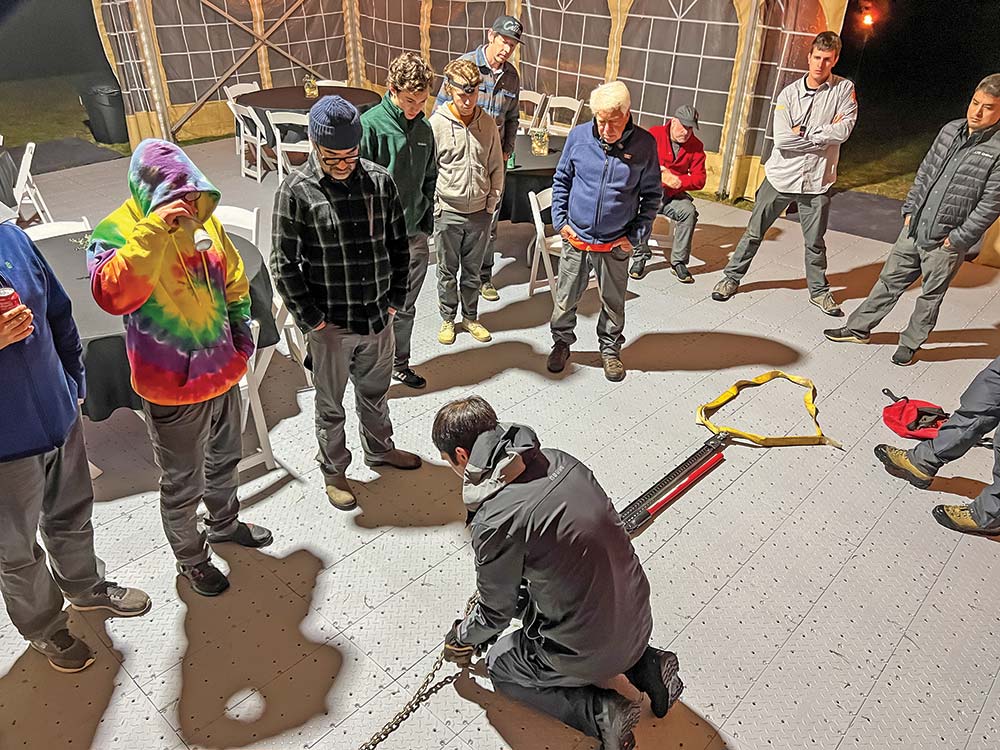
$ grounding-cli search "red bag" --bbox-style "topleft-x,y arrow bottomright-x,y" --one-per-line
881,388 -> 949,439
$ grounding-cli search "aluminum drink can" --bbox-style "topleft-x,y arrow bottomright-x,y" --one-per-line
0,287 -> 21,314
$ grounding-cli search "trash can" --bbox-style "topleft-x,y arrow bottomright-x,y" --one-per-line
81,83 -> 128,144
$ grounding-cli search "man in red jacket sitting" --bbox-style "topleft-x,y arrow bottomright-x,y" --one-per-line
629,104 -> 706,282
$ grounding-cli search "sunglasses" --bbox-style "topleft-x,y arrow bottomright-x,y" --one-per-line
447,78 -> 480,95
182,191 -> 202,202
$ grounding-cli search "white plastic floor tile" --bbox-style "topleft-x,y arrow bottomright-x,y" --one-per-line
6,139 -> 1000,749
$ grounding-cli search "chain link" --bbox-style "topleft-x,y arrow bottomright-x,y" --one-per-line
356,593 -> 479,750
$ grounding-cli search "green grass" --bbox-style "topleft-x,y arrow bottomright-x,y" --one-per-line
0,75 -> 132,155
836,129 -> 935,201
0,75 -> 227,157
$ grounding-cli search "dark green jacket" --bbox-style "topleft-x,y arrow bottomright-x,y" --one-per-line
360,93 -> 437,237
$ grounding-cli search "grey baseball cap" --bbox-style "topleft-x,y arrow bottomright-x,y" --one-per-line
674,104 -> 699,129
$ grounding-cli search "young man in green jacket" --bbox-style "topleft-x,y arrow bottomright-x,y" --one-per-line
360,52 -> 437,389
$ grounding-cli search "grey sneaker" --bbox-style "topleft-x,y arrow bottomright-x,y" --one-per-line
711,277 -> 738,301
824,327 -> 871,344
892,345 -> 917,366
30,629 -> 96,673
810,291 -> 843,316
594,691 -> 641,750
70,581 -> 151,617
207,521 -> 273,548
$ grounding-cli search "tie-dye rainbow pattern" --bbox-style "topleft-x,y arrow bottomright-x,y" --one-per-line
87,139 -> 254,406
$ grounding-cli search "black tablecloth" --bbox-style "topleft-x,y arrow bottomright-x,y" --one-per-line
236,85 -> 381,149
499,133 -> 565,224
34,232 -> 280,422
0,150 -> 17,209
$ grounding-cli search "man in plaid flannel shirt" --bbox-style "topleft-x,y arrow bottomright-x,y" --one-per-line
270,95 -> 423,511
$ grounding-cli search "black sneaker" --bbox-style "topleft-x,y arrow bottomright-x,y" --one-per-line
207,521 -> 273,548
594,691 -> 641,750
177,560 -> 230,597
547,342 -> 570,373
892,345 -> 917,366
628,257 -> 647,279
30,629 -> 96,673
392,367 -> 427,389
671,262 -> 694,283
625,647 -> 685,718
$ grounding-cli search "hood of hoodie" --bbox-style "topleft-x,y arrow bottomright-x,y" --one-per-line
129,138 -> 219,220
462,423 -> 541,514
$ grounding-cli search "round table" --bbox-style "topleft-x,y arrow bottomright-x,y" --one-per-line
236,85 -> 382,149
34,232 -> 280,422
499,133 -> 566,224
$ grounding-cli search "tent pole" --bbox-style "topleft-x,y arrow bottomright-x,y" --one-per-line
718,0 -> 763,200
131,0 -> 173,142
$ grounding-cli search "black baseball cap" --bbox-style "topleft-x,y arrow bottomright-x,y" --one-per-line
492,15 -> 524,43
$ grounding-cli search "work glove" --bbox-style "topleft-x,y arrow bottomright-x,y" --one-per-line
443,620 -> 475,668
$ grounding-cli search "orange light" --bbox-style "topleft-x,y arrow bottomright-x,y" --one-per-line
862,12 -> 874,25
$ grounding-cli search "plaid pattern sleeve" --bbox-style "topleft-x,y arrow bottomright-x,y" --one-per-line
270,178 -> 326,332
270,156 -> 411,336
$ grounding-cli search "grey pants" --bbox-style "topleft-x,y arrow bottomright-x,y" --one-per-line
479,204 -> 501,284
723,177 -> 832,296
309,321 -> 395,480
435,209 -> 491,321
392,232 -> 430,371
910,355 -> 1000,527
550,241 -> 630,357
487,629 -> 621,740
844,228 -> 965,350
0,417 -> 104,641
634,194 -> 699,265
143,386 -> 242,567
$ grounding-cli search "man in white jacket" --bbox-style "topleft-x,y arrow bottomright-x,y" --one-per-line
430,59 -> 505,346
712,31 -> 857,316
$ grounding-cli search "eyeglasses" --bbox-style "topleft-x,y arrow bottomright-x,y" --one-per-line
318,153 -> 360,166
446,78 -> 480,95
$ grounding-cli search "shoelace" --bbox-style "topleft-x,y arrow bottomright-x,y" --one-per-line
98,580 -> 128,600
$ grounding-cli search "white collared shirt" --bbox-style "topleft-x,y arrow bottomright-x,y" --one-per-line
764,74 -> 858,194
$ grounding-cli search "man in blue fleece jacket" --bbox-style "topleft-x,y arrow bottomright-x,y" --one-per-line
546,81 -> 661,382
0,221 -> 149,673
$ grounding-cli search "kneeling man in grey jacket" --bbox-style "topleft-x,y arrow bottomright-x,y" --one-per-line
433,396 -> 683,750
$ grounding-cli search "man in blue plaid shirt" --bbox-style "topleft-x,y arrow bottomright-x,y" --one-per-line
271,96 -> 423,511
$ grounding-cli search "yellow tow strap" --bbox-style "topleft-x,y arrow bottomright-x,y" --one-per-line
696,370 -> 843,449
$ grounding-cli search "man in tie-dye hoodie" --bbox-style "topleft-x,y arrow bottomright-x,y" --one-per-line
88,140 -> 273,597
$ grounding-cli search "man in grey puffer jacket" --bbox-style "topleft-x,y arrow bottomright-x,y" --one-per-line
825,74 -> 1000,366
433,396 -> 683,750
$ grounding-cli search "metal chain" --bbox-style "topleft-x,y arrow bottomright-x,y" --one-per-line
356,593 -> 480,750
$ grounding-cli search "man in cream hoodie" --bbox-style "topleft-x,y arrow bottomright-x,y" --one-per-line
429,59 -> 505,346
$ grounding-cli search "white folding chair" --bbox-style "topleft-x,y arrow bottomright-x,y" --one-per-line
543,96 -> 585,137
317,79 -> 348,87
527,189 -> 566,302
14,143 -> 53,223
25,218 -> 91,241
223,82 -> 261,156
232,103 -> 273,183
213,205 -> 259,245
518,90 -> 548,133
267,111 -> 311,183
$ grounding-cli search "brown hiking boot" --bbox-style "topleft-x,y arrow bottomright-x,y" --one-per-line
874,444 -> 933,489
602,355 -> 626,382
547,342 -> 570,373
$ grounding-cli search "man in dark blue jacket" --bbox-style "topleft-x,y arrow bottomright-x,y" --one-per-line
0,222 -> 150,673
546,81 -> 661,382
